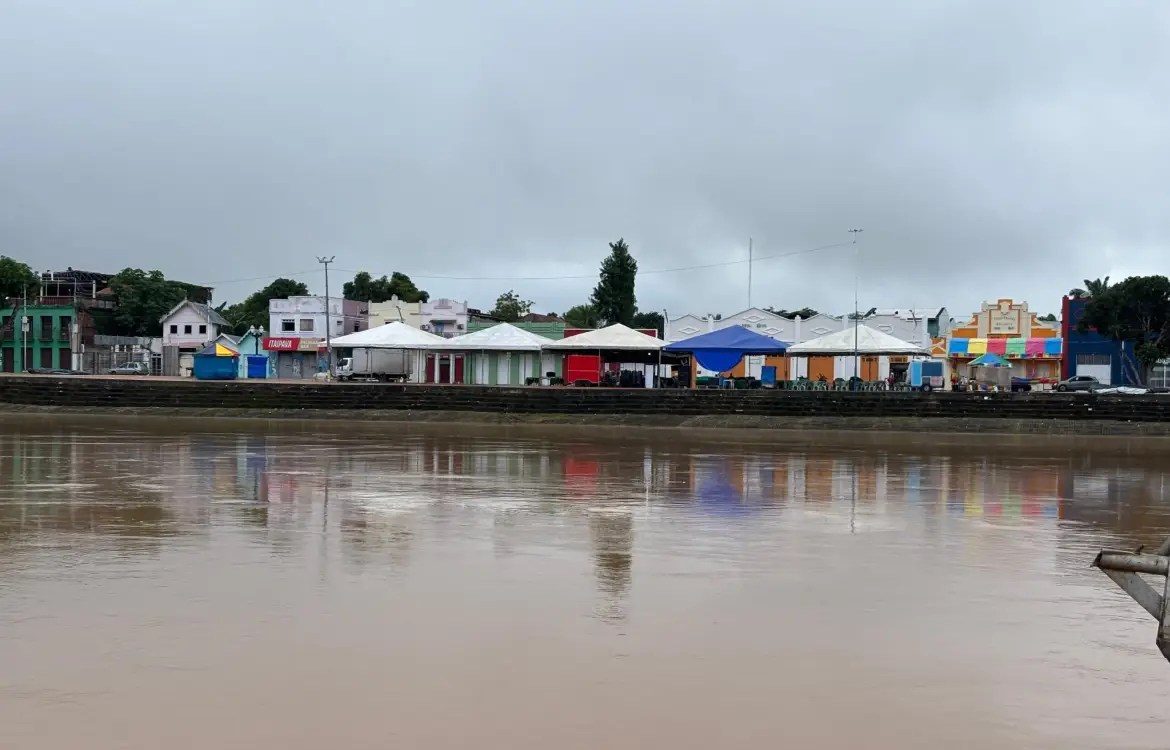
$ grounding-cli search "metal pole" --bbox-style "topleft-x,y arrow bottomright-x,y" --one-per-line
849,228 -> 864,383
317,256 -> 335,376
21,287 -> 27,373
747,237 -> 753,310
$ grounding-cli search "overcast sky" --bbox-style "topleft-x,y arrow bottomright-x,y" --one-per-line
2,2 -> 1167,319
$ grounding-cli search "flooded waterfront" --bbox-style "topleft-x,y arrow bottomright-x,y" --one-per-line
2,417 -> 1169,749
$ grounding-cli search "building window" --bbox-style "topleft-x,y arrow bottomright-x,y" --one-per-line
170,324 -> 178,334
299,318 -> 314,332
183,324 -> 192,334
1150,361 -> 1170,390
281,319 -> 295,332
198,324 -> 207,334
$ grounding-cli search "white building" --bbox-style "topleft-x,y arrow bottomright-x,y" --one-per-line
266,296 -> 369,378
160,300 -> 227,350
418,298 -> 468,338
665,306 -> 933,381
159,300 -> 228,376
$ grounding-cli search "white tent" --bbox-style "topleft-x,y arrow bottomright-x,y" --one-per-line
330,322 -> 448,383
431,323 -> 555,385
542,323 -> 666,350
330,321 -> 447,349
786,324 -> 929,355
433,323 -> 550,351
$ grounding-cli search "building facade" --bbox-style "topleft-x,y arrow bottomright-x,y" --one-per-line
665,308 -> 928,382
419,298 -> 468,338
0,303 -> 76,372
367,297 -> 423,329
1060,295 -> 1139,386
160,300 -> 226,350
265,296 -> 368,378
947,299 -> 1062,381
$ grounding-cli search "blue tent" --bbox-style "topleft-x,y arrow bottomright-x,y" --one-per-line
968,352 -> 1012,368
193,342 -> 239,380
664,325 -> 789,372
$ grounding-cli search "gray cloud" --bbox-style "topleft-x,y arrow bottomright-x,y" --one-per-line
2,1 -> 1167,320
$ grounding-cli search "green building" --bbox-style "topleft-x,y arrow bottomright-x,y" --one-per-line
1,303 -> 77,372
466,319 -> 566,338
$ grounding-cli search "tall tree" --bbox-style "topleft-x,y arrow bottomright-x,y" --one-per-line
0,256 -> 38,301
631,310 -> 664,335
1085,276 -> 1111,297
105,268 -> 209,337
222,277 -> 309,333
1079,275 -> 1170,373
563,304 -> 599,328
489,289 -> 534,322
343,271 -> 429,303
589,238 -> 638,326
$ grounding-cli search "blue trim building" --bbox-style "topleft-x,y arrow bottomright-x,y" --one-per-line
1061,295 -> 1140,386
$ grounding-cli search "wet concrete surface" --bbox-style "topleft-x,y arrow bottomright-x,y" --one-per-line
1,415 -> 1169,748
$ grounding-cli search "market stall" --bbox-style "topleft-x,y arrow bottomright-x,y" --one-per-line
541,323 -> 671,387
330,321 -> 448,382
663,325 -> 789,387
434,323 -> 555,385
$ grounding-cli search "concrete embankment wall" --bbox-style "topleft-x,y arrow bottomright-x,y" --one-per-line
2,376 -> 1170,436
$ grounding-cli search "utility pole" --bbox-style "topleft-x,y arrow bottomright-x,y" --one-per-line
20,286 -> 28,373
747,237 -> 753,310
317,256 -> 336,375
849,228 -> 864,383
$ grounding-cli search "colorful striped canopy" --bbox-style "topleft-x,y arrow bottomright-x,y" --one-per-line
946,337 -> 1062,358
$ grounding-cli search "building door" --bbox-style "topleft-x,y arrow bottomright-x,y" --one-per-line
40,348 -> 54,369
861,357 -> 879,380
1075,354 -> 1112,385
454,354 -> 464,384
808,356 -> 834,382
497,353 -> 510,384
509,353 -> 521,384
60,348 -> 72,370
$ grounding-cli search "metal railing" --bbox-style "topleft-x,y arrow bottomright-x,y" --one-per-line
1094,538 -> 1170,662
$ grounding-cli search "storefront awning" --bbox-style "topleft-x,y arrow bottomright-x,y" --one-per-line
948,337 -> 1062,358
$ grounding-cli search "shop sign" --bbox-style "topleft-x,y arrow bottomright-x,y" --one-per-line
263,337 -> 323,352
989,310 -> 1019,334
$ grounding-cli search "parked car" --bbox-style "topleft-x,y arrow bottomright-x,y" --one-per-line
1010,377 -> 1032,392
1056,374 -> 1099,392
108,362 -> 150,376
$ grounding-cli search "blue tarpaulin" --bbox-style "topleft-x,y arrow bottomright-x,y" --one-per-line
665,325 -> 789,372
968,353 -> 1012,368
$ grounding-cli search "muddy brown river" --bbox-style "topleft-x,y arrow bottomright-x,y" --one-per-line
1,415 -> 1169,748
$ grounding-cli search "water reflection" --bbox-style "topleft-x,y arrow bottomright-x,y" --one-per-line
5,425 -> 1170,609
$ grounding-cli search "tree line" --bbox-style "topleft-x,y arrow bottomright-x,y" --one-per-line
1075,275 -> 1170,374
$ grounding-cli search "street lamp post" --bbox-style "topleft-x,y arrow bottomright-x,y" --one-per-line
849,228 -> 864,385
317,256 -> 335,376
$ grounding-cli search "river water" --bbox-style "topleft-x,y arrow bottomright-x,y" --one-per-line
1,415 -> 1169,749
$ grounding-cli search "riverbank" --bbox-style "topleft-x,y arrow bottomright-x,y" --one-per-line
2,374 -> 1170,438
